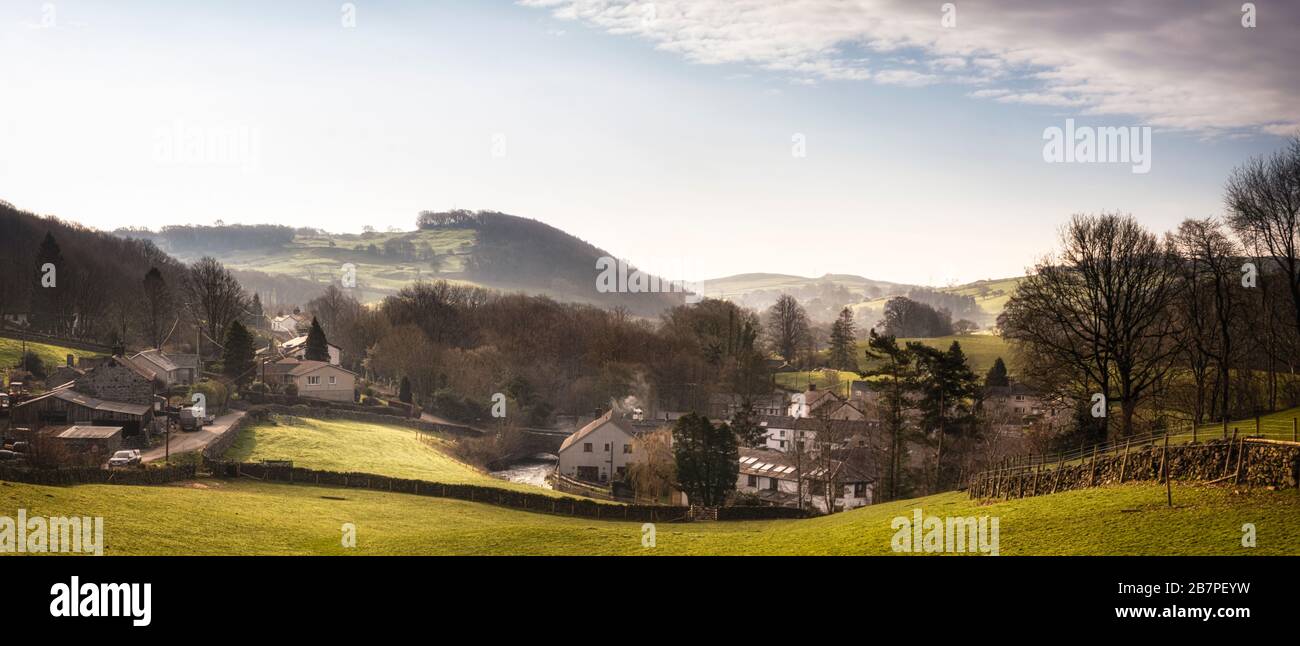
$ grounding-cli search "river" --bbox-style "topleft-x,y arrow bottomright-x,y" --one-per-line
489,454 -> 558,489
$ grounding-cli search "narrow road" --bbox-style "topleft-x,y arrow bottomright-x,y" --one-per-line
141,409 -> 245,463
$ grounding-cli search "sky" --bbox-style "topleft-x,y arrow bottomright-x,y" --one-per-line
1,0 -> 1297,286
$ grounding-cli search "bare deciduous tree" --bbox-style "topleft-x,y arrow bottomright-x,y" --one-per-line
764,293 -> 811,364
183,256 -> 249,356
1001,213 -> 1181,438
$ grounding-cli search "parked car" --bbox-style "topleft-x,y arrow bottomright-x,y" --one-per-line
0,450 -> 20,461
107,450 -> 142,468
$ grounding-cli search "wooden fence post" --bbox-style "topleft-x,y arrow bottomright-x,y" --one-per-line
1051,452 -> 1064,494
1234,435 -> 1245,485
1223,429 -> 1237,478
1170,431 -> 1180,506
1088,445 -> 1099,487
1119,438 -> 1131,483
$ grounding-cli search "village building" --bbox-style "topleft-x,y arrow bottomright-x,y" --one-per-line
787,386 -> 846,418
50,425 -> 124,461
263,357 -> 357,401
983,382 -> 1065,432
556,410 -> 640,483
127,349 -> 200,387
735,446 -> 874,513
270,312 -> 311,337
707,392 -> 787,420
11,385 -> 156,439
259,334 -> 342,365
44,363 -> 85,390
73,356 -> 159,403
757,416 -> 877,453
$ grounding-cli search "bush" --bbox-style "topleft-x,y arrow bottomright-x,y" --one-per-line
284,383 -> 299,397
249,382 -> 270,394
431,389 -> 489,423
189,380 -> 229,410
15,352 -> 45,380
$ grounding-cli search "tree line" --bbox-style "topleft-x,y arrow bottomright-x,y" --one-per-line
1000,135 -> 1300,442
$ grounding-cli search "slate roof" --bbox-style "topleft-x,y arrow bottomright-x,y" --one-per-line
558,409 -> 637,453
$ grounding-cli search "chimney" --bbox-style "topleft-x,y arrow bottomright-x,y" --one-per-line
808,383 -> 817,392
66,353 -> 74,368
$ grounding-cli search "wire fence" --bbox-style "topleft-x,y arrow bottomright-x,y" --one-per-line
971,413 -> 1300,483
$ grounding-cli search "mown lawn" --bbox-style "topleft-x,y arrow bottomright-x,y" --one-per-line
222,414 -> 566,496
0,480 -> 1293,555
0,336 -> 104,386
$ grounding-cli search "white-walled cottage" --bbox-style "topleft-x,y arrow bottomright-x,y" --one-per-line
557,410 -> 639,483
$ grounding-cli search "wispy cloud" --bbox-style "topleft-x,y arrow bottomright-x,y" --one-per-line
520,0 -> 1300,136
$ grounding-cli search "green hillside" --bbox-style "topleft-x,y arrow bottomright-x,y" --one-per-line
223,414 -> 566,496
1,480 -> 1292,555
0,336 -> 105,386
777,334 -> 1013,395
851,276 -> 1023,330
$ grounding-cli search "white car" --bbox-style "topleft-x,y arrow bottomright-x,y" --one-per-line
108,450 -> 142,468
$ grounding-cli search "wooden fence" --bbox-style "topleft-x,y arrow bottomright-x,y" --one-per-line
969,434 -> 1300,500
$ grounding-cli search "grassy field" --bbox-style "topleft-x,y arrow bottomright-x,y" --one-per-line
938,276 -> 1024,318
223,414 -> 564,496
0,336 -> 104,386
211,229 -> 479,303
0,479 -> 1293,555
778,334 -> 1012,395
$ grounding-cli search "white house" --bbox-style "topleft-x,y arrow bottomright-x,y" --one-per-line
276,335 -> 341,365
557,410 -> 640,483
787,386 -> 843,418
758,416 -> 876,453
270,313 -> 310,335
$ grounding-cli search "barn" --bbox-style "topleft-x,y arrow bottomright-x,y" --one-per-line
11,386 -> 156,438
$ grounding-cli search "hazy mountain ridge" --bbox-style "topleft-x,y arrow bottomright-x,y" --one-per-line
114,210 -> 687,316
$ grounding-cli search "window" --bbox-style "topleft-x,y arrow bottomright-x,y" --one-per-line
583,442 -> 593,453
328,375 -> 336,385
747,475 -> 757,487
779,440 -> 787,449
604,443 -> 611,452
854,482 -> 867,498
768,478 -> 778,491
306,376 -> 320,385
623,444 -> 632,454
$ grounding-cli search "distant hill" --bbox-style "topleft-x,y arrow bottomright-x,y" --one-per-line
700,271 -> 1022,327
115,210 -> 687,316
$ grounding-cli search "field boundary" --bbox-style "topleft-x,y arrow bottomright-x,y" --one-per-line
0,463 -> 197,486
970,436 -> 1300,500
201,458 -> 808,522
